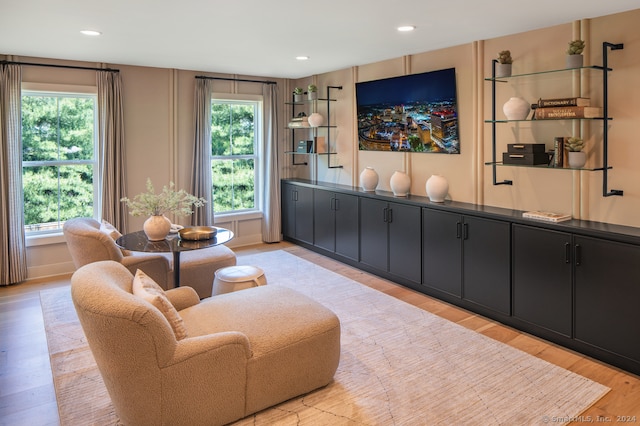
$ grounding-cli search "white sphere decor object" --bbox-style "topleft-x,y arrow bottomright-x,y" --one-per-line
390,171 -> 411,197
359,167 -> 379,191
502,97 -> 530,120
308,112 -> 324,127
426,174 -> 449,203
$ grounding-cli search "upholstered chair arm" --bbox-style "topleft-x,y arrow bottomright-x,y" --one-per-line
157,332 -> 252,424
121,255 -> 171,289
165,286 -> 201,311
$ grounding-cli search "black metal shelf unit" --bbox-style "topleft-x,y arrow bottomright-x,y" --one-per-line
486,41 -> 624,197
285,85 -> 343,169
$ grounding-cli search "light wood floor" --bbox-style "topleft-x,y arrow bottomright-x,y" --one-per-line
1,242 -> 638,425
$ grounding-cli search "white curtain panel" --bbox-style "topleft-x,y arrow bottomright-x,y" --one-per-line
261,83 -> 281,242
191,78 -> 214,226
97,71 -> 128,232
0,63 -> 28,285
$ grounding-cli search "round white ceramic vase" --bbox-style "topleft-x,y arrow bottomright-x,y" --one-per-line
143,215 -> 172,241
503,97 -> 530,120
390,171 -> 411,197
360,167 -> 379,191
567,151 -> 587,168
426,174 -> 449,203
308,112 -> 324,127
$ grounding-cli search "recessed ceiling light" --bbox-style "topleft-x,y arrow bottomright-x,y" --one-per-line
397,26 -> 416,32
296,56 -> 309,61
80,30 -> 102,36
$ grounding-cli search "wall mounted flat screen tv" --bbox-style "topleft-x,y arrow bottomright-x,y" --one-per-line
356,67 -> 459,154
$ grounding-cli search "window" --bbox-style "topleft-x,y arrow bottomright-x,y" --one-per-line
22,90 -> 98,234
210,96 -> 261,214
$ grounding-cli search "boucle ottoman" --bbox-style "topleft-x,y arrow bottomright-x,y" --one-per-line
212,265 -> 267,295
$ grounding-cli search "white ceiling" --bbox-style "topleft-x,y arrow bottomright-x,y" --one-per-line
1,1 -> 638,79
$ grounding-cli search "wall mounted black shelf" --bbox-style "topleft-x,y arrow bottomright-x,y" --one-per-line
286,86 -> 342,168
487,41 -> 624,196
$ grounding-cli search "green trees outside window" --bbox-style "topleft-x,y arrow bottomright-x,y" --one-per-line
22,93 -> 97,233
211,100 -> 259,213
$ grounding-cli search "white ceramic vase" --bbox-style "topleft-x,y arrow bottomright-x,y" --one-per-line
567,151 -> 587,168
503,97 -> 531,120
360,167 -> 379,192
426,174 -> 449,203
390,171 -> 411,197
308,112 -> 324,127
143,215 -> 172,241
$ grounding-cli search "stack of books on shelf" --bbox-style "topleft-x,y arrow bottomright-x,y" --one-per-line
522,211 -> 572,223
532,97 -> 603,119
288,115 -> 309,128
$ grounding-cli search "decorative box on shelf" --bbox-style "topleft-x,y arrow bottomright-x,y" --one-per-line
503,143 -> 549,165
296,140 -> 314,153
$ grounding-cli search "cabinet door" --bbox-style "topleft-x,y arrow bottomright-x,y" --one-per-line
282,183 -> 296,239
360,197 -> 388,271
574,236 -> 640,363
313,189 -> 335,252
512,225 -> 572,337
294,185 -> 314,244
462,216 -> 511,315
388,202 -> 421,283
334,193 -> 359,261
422,209 -> 462,297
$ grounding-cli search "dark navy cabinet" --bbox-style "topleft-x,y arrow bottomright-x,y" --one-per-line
313,189 -> 359,261
360,197 -> 421,284
282,183 -> 314,245
423,209 -> 510,315
281,178 -> 640,375
512,225 -> 572,337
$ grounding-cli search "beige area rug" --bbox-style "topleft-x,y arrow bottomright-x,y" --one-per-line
41,249 -> 609,425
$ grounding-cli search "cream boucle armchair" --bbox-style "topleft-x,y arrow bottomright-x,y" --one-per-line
63,217 -> 237,297
71,261 -> 341,426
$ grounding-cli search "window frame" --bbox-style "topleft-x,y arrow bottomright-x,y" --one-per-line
21,83 -> 100,236
210,93 -> 263,217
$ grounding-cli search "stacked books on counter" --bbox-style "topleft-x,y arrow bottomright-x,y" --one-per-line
522,211 -> 572,223
532,97 -> 603,119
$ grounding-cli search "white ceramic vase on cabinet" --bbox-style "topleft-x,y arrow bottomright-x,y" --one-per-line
390,171 -> 411,197
360,167 -> 379,191
426,175 -> 449,203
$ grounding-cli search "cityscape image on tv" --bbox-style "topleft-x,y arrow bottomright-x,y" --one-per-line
355,68 -> 460,154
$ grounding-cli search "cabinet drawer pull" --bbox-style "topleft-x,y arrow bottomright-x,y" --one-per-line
575,244 -> 582,266
334,198 -> 340,211
456,222 -> 462,239
388,208 -> 393,223
512,144 -> 525,149
463,223 -> 469,240
508,154 -> 525,158
383,208 -> 388,223
565,242 -> 571,263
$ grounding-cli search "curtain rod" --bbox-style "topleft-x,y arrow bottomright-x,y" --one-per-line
0,60 -> 119,73
195,75 -> 277,85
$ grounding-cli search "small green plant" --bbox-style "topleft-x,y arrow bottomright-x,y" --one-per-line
121,179 -> 206,217
307,84 -> 317,92
566,136 -> 585,152
567,40 -> 585,55
293,87 -> 303,95
497,50 -> 513,64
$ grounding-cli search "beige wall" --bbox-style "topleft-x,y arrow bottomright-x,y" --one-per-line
290,8 -> 640,229
10,8 -> 640,279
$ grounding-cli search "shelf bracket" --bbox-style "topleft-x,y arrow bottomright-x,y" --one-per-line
602,42 -> 624,197
491,60 -> 512,186
326,85 -> 343,169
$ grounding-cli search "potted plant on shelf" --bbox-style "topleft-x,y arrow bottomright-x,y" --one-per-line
307,84 -> 318,100
496,50 -> 513,78
293,87 -> 303,102
121,179 -> 206,241
566,136 -> 587,168
566,40 -> 585,68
